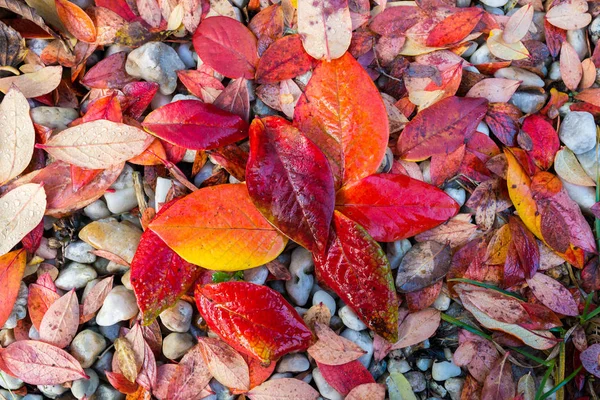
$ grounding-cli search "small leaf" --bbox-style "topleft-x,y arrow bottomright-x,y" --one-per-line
346,383 -> 386,400
247,378 -> 319,400
481,353 -> 515,400
307,323 -> 366,365
0,66 -> 61,97
0,183 -> 46,256
81,276 -> 113,323
55,0 -> 97,42
39,289 -> 79,348
0,340 -> 87,384
581,343 -> 600,378
466,78 -> 520,104
195,281 -> 312,363
255,35 -> 313,84
487,29 -> 529,61
197,337 -> 250,391
114,337 -> 139,383
520,115 -> 560,170
0,249 -> 26,328
554,147 -> 595,187
396,241 -> 452,293
28,274 -> 60,330
392,308 -> 441,350
167,345 -> 211,400
502,5 -> 533,44
560,41 -> 582,91
317,360 -> 375,396
387,373 -> 418,400
426,8 -> 483,47
526,272 -> 579,316
546,0 -> 591,30
40,120 -> 153,169
297,0 -> 352,60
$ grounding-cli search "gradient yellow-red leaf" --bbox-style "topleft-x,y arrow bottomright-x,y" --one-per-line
505,149 -> 541,237
149,184 -> 287,271
0,249 -> 26,328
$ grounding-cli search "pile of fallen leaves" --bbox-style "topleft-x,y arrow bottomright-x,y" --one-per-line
3,0 -> 600,398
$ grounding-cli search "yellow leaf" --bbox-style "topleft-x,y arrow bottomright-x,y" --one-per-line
487,29 -> 529,61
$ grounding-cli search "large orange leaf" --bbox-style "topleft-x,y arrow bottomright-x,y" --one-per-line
0,249 -> 26,328
55,0 -> 97,43
293,52 -> 389,189
148,184 -> 287,271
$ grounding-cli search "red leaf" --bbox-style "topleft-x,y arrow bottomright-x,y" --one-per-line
246,116 -> 335,252
80,94 -> 123,124
176,69 -> 225,101
55,0 -> 97,43
81,276 -> 113,323
314,211 -> 399,342
426,8 -> 483,47
21,220 -> 44,253
96,0 -> 137,21
398,96 -> 488,161
81,51 -> 135,89
106,371 -> 139,394
317,360 -> 375,396
520,115 -> 560,170
484,102 -> 522,147
167,345 -> 211,400
142,100 -> 248,150
0,340 -> 87,385
335,174 -> 458,242
481,353 -> 515,400
39,289 -> 79,348
0,249 -> 26,328
214,78 -> 250,122
195,281 -> 312,363
526,272 -> 579,316
28,274 -> 60,330
122,81 -> 160,119
193,16 -> 259,79
255,35 -> 314,84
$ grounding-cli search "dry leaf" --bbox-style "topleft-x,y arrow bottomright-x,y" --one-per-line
297,0 -> 352,60
502,5 -> 533,44
197,337 -> 250,392
560,41 -> 582,91
39,289 -> 79,348
0,66 -> 62,98
546,0 -> 591,30
554,148 -> 595,187
487,29 -> 529,60
307,323 -> 366,365
247,378 -> 319,400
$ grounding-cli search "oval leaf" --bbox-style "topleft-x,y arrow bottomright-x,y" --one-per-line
307,323 -> 366,365
554,147 -> 595,187
502,5 -> 533,44
0,249 -> 26,328
346,383 -> 386,400
197,337 -> 250,391
487,29 -> 529,61
526,272 -> 579,316
247,378 -> 319,400
55,0 -> 97,42
255,35 -> 314,84
317,360 -> 375,396
39,289 -> 79,348
297,0 -> 352,60
426,8 -> 483,47
560,41 -> 582,91
167,345 -> 211,400
396,241 -> 452,293
0,66 -> 62,97
465,78 -> 520,104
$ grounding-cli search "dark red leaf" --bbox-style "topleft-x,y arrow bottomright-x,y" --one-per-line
21,220 -> 44,253
81,51 -> 134,89
317,360 -> 375,396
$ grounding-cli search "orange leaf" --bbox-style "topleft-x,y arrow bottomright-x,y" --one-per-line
55,0 -> 97,43
0,249 -> 26,328
426,8 -> 483,47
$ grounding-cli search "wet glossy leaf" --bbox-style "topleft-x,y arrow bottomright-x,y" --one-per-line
520,115 -> 559,170
314,211 -> 399,342
195,281 -> 312,363
247,378 -> 319,400
335,174 -> 458,242
28,274 -> 60,330
39,289 -> 79,348
255,35 -> 314,84
246,116 -> 334,252
193,16 -> 258,79
149,184 -> 287,271
317,360 -> 375,395
197,337 -> 250,391
0,249 -> 26,328
396,241 -> 451,293
297,0 -> 352,60
398,96 -> 487,161
55,0 -> 96,42
0,340 -> 87,384
294,52 -> 388,188
81,51 -> 135,89
142,100 -> 248,151
307,323 -> 366,365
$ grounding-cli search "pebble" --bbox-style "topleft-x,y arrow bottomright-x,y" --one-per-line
406,371 -> 426,392
388,358 -> 411,374
163,332 -> 195,359
577,145 -> 600,180
444,187 -> 466,207
341,329 -> 373,368
96,286 -> 139,326
417,358 -> 433,371
28,39 -> 48,56
433,292 -> 451,311
286,247 -> 314,306
339,305 -> 367,331
79,220 -> 142,264
0,389 -> 21,399
29,324 -> 40,340
476,121 -> 489,136
84,200 -> 112,220
3,283 -> 27,329
0,329 -> 15,347
509,91 -> 547,114
421,160 -> 432,183
386,239 -> 412,270
559,111 -> 597,154
182,149 -> 197,163
431,380 -> 448,397
0,371 -> 23,390
276,353 -> 310,373
160,300 -> 193,333
312,368 -> 343,400
445,378 -> 465,400
65,241 -> 97,264
35,237 -> 57,259
93,350 -> 114,379
470,44 -> 494,65
98,323 -> 121,343
193,161 -> 215,187
55,262 -> 98,290
95,384 -> 126,400
560,179 -> 596,212
121,270 -> 132,290
37,384 -> 68,399
312,290 -> 336,315
23,395 -> 43,400
72,369 -> 99,399
70,330 -> 107,368
125,42 -> 185,95
155,177 -> 173,211
151,92 -> 173,109
495,67 -> 544,88
177,42 -> 197,68
548,61 -> 561,81
567,28 -> 587,60
243,266 -> 269,285
105,44 -> 131,57
30,107 -> 78,130
462,42 -> 478,58
432,361 -> 462,381
104,187 -> 138,214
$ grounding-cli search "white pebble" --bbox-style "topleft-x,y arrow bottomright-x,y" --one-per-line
71,369 -> 99,399
286,247 -> 314,306
70,330 -> 106,368
95,286 -> 139,326
162,332 -> 195,360
276,354 -> 310,373
339,305 -> 367,331
155,177 -> 173,211
312,290 -> 336,315
495,67 -> 544,88
104,187 -> 138,214
84,200 -> 111,220
433,292 -> 451,311
312,368 -> 343,400
340,329 -> 373,368
55,262 -> 97,290
126,42 -> 186,95
432,361 -> 462,381
160,300 -> 193,333
0,371 -> 23,390
386,239 -> 412,270
416,358 -> 433,371
65,241 -> 97,264
559,111 -> 597,154
444,187 -> 466,207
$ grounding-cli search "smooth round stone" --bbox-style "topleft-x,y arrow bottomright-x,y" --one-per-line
0,329 -> 15,347
104,187 -> 138,214
276,354 -> 310,373
560,179 -> 596,212
182,149 -> 197,163
110,164 -> 135,190
243,265 -> 269,285
560,111 -> 597,154
65,241 -> 97,264
494,67 -> 544,88
416,358 -> 433,371
444,187 -> 466,207
93,350 -> 114,379
151,92 -> 173,109
105,45 -> 132,57
445,377 -> 465,400
431,380 -> 448,397
79,220 -> 142,264
23,395 -> 43,400
95,384 -> 126,400
72,369 -> 99,399
28,39 -> 48,56
84,200 -> 111,220
341,329 -> 373,368
591,15 -> 600,44
548,61 -> 561,80
577,145 -> 600,180
154,177 -> 173,211
567,28 -> 587,60
386,239 -> 412,270
30,107 -> 78,130
35,237 -> 57,259
269,373 -> 293,380
476,121 -> 489,136
55,262 -> 97,290
29,324 -> 40,340
312,290 -> 336,315
125,42 -> 185,95
37,384 -> 68,399
163,332 -> 195,360
98,323 -> 121,343
339,305 -> 367,331
160,300 -> 193,333
388,358 -> 411,374
509,91 -> 547,114
433,292 -> 451,311
96,286 -> 139,326
193,161 -> 215,187
0,390 -> 21,400
0,371 -> 23,390
480,0 -> 508,7
3,283 -> 28,329
312,368 -> 343,400
470,44 -> 494,65
286,247 -> 314,306
177,43 -> 196,68
70,330 -> 107,368
406,371 -> 426,392
432,361 -> 462,381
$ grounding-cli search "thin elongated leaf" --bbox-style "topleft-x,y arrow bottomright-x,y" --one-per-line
308,323 -> 366,365
39,120 -> 153,169
255,35 -> 313,84
554,148 -> 595,186
0,0 -> 61,39
0,249 -> 26,328
193,16 -> 258,79
246,116 -> 334,252
55,0 -> 97,42
0,340 -> 87,384
0,183 -> 46,256
247,378 -> 319,400
81,276 -> 113,322
39,289 -> 79,348
314,211 -> 399,342
196,281 -> 312,363
398,96 -> 488,161
335,174 -> 458,242
149,184 -> 287,271
197,337 -> 250,391
293,52 -> 389,189
297,0 -> 352,60
526,272 -> 578,316
0,66 -> 61,97
426,8 -> 483,47
502,5 -> 533,44
0,87 -> 34,185
142,100 -> 248,151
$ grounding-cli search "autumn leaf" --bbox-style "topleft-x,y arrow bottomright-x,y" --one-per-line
246,116 -> 335,252
314,211 -> 399,342
294,52 -> 389,189
481,353 -> 515,400
307,323 -> 366,365
545,0 -> 591,30
426,8 -> 483,47
526,272 -> 579,316
0,65 -> 62,97
560,41 -> 582,91
466,78 -> 520,104
55,0 -> 97,42
346,383 -> 386,400
396,241 -> 451,293
39,289 -> 79,348
502,4 -> 533,44
255,35 -> 314,84
195,281 -> 313,363
197,337 -> 250,391
297,0 -> 352,60
166,345 -> 211,400
317,360 -> 375,395
581,344 -> 600,378
81,276 -> 113,322
149,184 -> 287,271
246,378 -> 319,400
335,174 -> 459,242
28,273 -> 60,330
487,29 -> 529,61
520,114 -> 560,170
0,249 -> 26,328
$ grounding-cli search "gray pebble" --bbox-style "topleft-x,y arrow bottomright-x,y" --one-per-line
70,329 -> 107,368
65,241 -> 97,264
55,262 -> 97,290
71,369 -> 99,399
125,42 -> 185,95
163,332 -> 195,360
